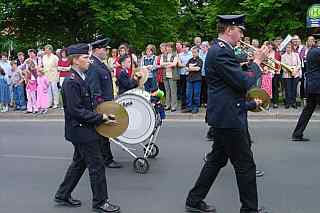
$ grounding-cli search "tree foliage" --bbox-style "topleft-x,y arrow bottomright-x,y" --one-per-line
0,0 -> 317,53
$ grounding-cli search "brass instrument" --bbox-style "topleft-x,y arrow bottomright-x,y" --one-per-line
96,101 -> 129,138
239,40 -> 294,75
247,87 -> 271,112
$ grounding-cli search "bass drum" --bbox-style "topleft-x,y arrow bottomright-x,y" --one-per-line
115,92 -> 156,144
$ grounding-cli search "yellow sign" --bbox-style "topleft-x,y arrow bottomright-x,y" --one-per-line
308,4 -> 320,19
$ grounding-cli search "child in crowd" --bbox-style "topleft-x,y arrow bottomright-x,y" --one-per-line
0,67 -> 10,112
183,46 -> 203,114
36,68 -> 49,114
11,61 -> 26,110
24,60 -> 38,114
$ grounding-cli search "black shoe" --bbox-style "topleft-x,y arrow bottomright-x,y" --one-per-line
272,104 -> 278,108
164,106 -> 171,111
192,109 -> 199,114
92,201 -> 120,213
241,207 -> 269,213
285,105 -> 290,109
291,104 -> 297,109
186,201 -> 216,212
54,196 -> 81,207
291,137 -> 310,142
171,108 -> 177,112
106,160 -> 123,168
181,109 -> 192,113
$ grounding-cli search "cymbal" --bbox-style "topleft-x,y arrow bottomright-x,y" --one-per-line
247,87 -> 271,112
96,101 -> 129,138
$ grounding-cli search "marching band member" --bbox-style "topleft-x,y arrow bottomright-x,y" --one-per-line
185,15 -> 269,213
54,43 -> 120,213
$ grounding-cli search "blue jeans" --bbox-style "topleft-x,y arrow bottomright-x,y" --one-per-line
284,77 -> 299,105
13,85 -> 26,109
186,80 -> 201,111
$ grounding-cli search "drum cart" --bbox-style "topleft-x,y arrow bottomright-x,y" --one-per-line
110,90 -> 163,174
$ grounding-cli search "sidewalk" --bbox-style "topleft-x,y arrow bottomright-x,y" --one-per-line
1,106 -> 319,120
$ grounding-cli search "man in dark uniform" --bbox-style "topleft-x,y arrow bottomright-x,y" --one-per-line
54,43 -> 121,213
86,38 -> 122,168
292,47 -> 320,141
185,15 -> 269,213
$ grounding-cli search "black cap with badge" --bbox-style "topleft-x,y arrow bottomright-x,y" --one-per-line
217,14 -> 246,31
91,37 -> 112,49
66,43 -> 89,56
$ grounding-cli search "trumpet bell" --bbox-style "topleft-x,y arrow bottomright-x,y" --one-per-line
247,87 -> 271,112
96,101 -> 129,138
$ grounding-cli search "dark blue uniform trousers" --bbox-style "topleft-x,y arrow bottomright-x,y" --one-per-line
292,94 -> 320,138
187,128 -> 258,212
55,141 -> 108,208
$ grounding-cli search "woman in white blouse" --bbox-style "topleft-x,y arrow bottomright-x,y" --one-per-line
281,42 -> 301,109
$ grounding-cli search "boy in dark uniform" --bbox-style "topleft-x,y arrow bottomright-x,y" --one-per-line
185,15 -> 269,213
54,43 -> 120,213
116,54 -> 141,95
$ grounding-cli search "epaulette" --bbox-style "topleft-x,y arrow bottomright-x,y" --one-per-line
218,42 -> 225,48
70,73 -> 75,79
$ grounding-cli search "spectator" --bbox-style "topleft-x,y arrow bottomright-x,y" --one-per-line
177,42 -> 192,110
0,53 -> 13,106
42,44 -> 59,108
107,48 -> 118,72
17,52 -> 25,66
252,39 -> 260,48
260,41 -> 274,98
160,42 -> 179,111
11,61 -> 26,110
156,43 -> 166,94
200,41 -> 209,106
272,37 -> 283,108
176,41 -> 183,54
299,36 -> 316,103
140,44 -> 157,92
282,42 -> 301,109
0,67 -> 10,112
183,46 -> 203,114
36,68 -> 49,114
24,60 -> 38,114
193,36 -> 202,49
57,48 -> 71,87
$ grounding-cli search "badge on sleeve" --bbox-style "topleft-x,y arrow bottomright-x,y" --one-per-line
218,42 -> 225,48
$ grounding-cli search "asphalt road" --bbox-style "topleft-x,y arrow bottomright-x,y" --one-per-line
0,120 -> 320,213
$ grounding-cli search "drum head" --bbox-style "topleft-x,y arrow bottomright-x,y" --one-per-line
115,93 -> 156,144
125,88 -> 151,101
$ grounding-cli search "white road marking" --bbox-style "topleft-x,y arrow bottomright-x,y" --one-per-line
0,154 -> 70,160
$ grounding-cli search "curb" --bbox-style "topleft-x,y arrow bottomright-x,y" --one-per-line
1,111 -> 320,120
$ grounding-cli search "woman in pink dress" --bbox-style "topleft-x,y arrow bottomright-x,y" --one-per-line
36,68 -> 49,114
260,41 -> 274,98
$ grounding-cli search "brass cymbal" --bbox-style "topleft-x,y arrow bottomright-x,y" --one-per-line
96,101 -> 129,138
247,87 -> 271,112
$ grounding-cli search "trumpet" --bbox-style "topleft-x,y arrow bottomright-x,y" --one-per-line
239,40 -> 294,75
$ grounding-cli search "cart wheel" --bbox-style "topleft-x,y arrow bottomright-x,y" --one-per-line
144,143 -> 159,158
133,157 -> 149,174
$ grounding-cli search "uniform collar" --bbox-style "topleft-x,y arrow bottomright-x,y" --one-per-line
217,38 -> 234,50
71,68 -> 86,80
